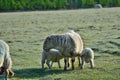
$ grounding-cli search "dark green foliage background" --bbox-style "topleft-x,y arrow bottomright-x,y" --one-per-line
0,0 -> 120,11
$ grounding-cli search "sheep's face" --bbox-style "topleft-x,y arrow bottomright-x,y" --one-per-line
43,36 -> 56,52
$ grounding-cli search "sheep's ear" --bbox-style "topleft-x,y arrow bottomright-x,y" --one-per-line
47,36 -> 51,41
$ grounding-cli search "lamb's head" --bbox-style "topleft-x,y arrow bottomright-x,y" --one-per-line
43,35 -> 57,52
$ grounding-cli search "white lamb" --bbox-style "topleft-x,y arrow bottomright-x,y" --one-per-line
81,48 -> 94,69
42,49 -> 63,69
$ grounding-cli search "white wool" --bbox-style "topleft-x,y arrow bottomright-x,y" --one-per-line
81,48 -> 94,69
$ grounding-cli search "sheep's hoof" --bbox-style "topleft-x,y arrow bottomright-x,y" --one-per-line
90,67 -> 94,69
72,66 -> 74,70
42,67 -> 44,70
64,67 -> 67,71
80,66 -> 84,69
59,66 -> 61,68
67,63 -> 70,67
49,67 -> 51,69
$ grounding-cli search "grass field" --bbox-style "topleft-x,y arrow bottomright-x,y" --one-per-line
0,7 -> 120,80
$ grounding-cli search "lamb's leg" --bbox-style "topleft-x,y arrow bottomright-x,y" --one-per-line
90,59 -> 94,69
41,52 -> 46,69
5,69 -> 9,80
51,62 -> 53,68
42,59 -> 45,69
71,57 -> 75,70
58,61 -> 61,68
46,60 -> 51,69
81,57 -> 85,69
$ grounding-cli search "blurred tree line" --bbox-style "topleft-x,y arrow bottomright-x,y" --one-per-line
0,0 -> 120,11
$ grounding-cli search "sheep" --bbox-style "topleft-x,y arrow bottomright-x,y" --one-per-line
94,4 -> 102,8
43,30 -> 83,70
42,49 -> 63,69
0,40 -> 14,80
81,48 -> 94,69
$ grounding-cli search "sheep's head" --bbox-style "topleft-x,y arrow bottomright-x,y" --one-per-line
9,70 -> 14,77
43,35 -> 56,52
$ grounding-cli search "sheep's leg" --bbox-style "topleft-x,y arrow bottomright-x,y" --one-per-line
42,59 -> 45,69
46,60 -> 51,69
41,52 -> 46,69
78,56 -> 81,67
64,57 -> 67,70
90,59 -> 94,69
58,60 -> 61,68
71,57 -> 75,70
81,57 -> 85,69
51,62 -> 53,68
5,69 -> 9,80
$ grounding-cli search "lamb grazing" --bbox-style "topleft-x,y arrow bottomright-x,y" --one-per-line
81,48 -> 94,69
42,49 -> 63,69
43,30 -> 83,70
0,40 -> 14,80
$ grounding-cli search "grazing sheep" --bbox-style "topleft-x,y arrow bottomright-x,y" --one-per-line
94,4 -> 102,8
0,40 -> 14,80
42,49 -> 63,69
81,48 -> 94,69
43,30 -> 83,70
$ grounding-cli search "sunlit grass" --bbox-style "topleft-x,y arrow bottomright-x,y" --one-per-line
0,7 -> 120,80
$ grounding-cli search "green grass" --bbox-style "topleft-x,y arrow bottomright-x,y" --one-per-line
0,7 -> 120,80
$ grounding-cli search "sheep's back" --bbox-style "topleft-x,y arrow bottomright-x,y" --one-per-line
66,31 -> 83,56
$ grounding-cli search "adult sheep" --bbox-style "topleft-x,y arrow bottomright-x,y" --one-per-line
43,30 -> 83,70
0,40 -> 14,80
81,48 -> 94,69
42,49 -> 63,69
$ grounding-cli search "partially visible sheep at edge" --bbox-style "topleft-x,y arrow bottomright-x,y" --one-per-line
42,49 -> 63,69
0,40 -> 14,80
81,48 -> 94,69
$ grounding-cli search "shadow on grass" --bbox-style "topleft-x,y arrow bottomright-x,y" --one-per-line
14,68 -> 69,78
